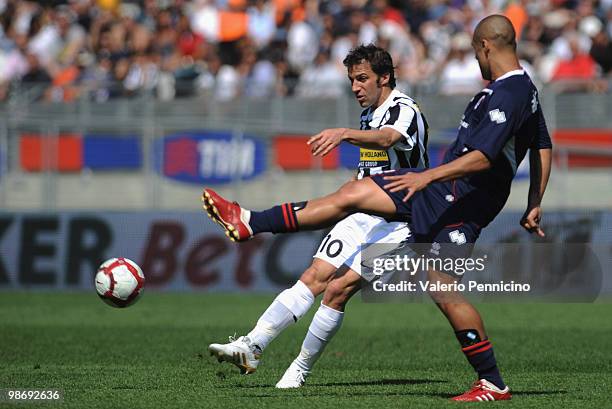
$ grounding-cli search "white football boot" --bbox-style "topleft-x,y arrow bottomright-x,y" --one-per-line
275,362 -> 309,388
208,336 -> 261,374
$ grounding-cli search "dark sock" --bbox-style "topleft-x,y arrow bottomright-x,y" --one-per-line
455,329 -> 506,390
248,203 -> 302,234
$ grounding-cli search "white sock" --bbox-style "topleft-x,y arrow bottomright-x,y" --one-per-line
247,280 -> 315,350
294,303 -> 344,372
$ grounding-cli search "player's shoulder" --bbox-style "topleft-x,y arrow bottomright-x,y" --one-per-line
489,70 -> 535,97
389,89 -> 418,106
369,89 -> 421,121
387,89 -> 422,114
486,70 -> 536,108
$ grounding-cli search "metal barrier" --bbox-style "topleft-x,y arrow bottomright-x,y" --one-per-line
0,89 -> 611,211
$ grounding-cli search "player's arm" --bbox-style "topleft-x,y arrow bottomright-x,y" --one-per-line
423,150 -> 491,182
383,150 -> 491,201
520,105 -> 553,237
520,148 -> 552,237
527,148 -> 552,208
308,127 -> 402,156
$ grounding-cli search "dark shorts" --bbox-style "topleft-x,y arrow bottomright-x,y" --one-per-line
410,222 -> 480,261
371,169 -> 481,274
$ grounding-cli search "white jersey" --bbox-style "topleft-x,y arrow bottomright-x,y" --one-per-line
357,89 -> 429,179
314,88 -> 429,279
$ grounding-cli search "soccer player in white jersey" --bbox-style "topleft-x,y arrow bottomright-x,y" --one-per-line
207,44 -> 429,381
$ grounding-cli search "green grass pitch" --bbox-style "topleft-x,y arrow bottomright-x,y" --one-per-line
1,292 -> 611,408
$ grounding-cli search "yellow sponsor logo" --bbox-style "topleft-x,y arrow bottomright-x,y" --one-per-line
360,149 -> 389,160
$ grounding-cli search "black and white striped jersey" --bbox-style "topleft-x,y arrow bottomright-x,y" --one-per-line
357,89 -> 429,179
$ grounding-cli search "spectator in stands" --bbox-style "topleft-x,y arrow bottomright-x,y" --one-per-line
1,0 -> 611,102
195,50 -> 219,96
296,48 -> 345,98
0,32 -> 28,90
519,11 -> 547,64
580,16 -> 612,77
367,4 -> 417,76
286,14 -> 318,73
214,56 -> 242,101
247,0 -> 276,49
79,49 -> 113,102
123,48 -> 160,96
57,5 -> 86,58
550,31 -> 606,93
438,32 -> 482,95
244,47 -> 277,98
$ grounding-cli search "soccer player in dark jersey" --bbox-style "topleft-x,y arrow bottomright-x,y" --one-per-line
204,15 -> 552,401
206,45 -> 429,385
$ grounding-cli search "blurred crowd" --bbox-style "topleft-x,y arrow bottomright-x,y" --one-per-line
0,0 -> 611,103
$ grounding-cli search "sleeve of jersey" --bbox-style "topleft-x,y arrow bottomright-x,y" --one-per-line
530,105 -> 553,149
464,90 -> 519,162
379,103 -> 417,148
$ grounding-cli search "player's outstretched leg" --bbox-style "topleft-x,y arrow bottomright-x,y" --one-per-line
276,269 -> 361,388
208,259 -> 338,374
202,178 -> 396,242
427,269 -> 511,401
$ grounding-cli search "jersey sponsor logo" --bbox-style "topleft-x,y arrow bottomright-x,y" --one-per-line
531,91 -> 538,113
488,109 -> 507,124
359,148 -> 390,171
449,230 -> 467,245
360,149 -> 389,160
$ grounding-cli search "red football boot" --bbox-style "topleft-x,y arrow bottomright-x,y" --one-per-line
451,379 -> 512,402
202,188 -> 253,242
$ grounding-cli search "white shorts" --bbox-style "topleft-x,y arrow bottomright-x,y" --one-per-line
313,212 -> 411,281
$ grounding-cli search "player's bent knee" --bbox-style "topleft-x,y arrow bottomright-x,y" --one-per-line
336,180 -> 368,210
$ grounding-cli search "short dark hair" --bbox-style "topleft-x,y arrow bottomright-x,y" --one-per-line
343,44 -> 396,89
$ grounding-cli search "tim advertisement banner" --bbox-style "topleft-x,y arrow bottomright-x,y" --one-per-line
0,211 -> 610,294
159,131 -> 266,185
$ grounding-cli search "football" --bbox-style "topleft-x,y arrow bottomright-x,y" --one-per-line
95,258 -> 145,308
